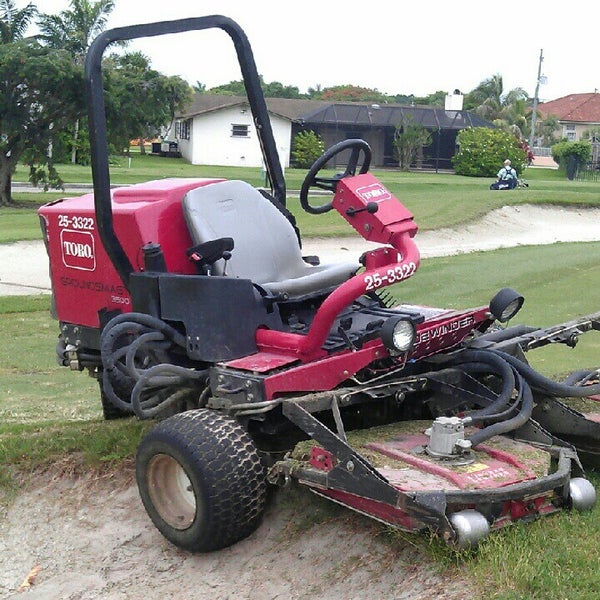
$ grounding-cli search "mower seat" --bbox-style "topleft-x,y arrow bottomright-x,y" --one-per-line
182,180 -> 358,298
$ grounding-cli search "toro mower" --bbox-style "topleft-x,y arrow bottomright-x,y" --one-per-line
38,16 -> 600,552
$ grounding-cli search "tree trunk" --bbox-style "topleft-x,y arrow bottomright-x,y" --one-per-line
139,139 -> 146,155
71,118 -> 79,164
0,155 -> 15,207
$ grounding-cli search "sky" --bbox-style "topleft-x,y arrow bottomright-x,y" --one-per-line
19,0 -> 600,103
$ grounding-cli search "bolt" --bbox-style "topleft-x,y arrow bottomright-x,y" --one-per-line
455,439 -> 472,450
346,460 -> 354,472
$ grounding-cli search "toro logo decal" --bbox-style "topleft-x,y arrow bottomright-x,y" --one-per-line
60,229 -> 96,271
356,183 -> 391,203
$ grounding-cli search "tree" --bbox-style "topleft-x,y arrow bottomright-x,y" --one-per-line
0,39 -> 84,205
37,0 -> 115,63
320,85 -> 388,103
464,74 -> 529,127
393,115 -> 432,171
537,115 -> 560,147
193,81 -> 206,94
38,0 -> 116,163
209,77 -> 304,98
104,52 -> 191,154
0,0 -> 36,43
292,130 -> 324,168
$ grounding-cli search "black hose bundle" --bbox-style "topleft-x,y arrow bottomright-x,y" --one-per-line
448,348 -> 600,448
448,349 -> 534,447
100,312 -> 208,419
491,350 -> 600,398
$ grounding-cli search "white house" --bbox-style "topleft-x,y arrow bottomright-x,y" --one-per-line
175,96 -> 324,169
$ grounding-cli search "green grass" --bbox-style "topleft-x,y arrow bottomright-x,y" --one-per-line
0,295 -> 151,492
3,161 -> 600,597
6,157 -> 600,242
466,480 -> 600,600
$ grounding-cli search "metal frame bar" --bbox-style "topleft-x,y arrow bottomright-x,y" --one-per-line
84,15 -> 286,289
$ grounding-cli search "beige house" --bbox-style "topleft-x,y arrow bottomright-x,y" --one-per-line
538,92 -> 600,142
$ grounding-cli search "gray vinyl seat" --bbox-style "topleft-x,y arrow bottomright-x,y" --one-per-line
182,180 -> 358,297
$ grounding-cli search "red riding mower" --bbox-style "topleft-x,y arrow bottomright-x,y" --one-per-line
38,16 -> 600,552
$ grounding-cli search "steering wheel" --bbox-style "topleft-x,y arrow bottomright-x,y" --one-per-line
300,139 -> 372,214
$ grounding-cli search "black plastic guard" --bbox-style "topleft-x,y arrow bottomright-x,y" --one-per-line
131,273 -> 281,362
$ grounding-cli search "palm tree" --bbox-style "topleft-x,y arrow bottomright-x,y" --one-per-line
465,74 -> 530,136
37,0 -> 115,63
0,0 -> 37,44
37,0 -> 116,163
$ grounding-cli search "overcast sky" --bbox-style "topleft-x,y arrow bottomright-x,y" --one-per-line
21,0 -> 600,102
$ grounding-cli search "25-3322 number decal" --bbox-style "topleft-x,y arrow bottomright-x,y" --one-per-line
364,262 -> 417,291
58,215 -> 95,230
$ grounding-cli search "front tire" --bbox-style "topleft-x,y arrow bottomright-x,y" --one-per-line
136,409 -> 267,552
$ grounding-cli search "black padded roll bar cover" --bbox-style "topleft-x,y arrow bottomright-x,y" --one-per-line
84,15 -> 286,289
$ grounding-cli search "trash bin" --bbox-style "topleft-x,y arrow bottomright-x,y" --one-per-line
566,155 -> 578,180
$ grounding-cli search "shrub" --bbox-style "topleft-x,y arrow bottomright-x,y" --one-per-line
551,140 -> 591,168
393,115 -> 432,171
452,128 -> 527,177
292,130 -> 324,169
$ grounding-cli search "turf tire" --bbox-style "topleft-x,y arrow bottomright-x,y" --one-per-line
136,409 -> 267,552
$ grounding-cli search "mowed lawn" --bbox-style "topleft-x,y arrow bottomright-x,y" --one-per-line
4,154 -> 600,243
2,159 -> 600,599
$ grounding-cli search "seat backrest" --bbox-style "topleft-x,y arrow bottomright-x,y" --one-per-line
182,180 -> 304,284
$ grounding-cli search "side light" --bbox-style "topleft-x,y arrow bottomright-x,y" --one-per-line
489,288 -> 524,323
381,317 -> 416,354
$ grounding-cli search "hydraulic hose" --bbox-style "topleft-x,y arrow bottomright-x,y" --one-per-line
450,350 -> 516,419
562,369 -> 600,387
447,348 -> 535,447
468,375 -> 534,447
99,312 -> 199,416
492,350 -> 600,398
130,363 -> 209,419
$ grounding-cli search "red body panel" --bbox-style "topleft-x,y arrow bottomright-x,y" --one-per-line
38,178 -> 223,327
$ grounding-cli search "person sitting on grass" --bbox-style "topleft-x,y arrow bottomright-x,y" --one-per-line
490,159 -> 518,190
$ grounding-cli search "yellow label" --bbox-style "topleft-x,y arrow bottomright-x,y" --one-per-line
462,462 -> 488,473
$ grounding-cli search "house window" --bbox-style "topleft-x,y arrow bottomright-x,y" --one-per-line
566,125 -> 576,142
231,124 -> 250,138
177,119 -> 191,140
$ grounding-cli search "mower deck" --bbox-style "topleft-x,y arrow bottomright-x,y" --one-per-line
280,421 -> 576,545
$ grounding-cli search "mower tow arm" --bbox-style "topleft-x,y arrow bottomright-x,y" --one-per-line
468,311 -> 600,353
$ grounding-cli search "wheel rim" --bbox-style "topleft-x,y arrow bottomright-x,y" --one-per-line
147,453 -> 198,530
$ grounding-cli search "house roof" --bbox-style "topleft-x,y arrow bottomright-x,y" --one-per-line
178,94 -> 329,121
537,92 -> 600,123
299,103 -> 492,129
178,94 -> 492,129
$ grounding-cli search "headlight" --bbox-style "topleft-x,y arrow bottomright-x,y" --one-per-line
489,288 -> 524,323
381,317 -> 416,354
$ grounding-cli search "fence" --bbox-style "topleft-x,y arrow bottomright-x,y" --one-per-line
532,146 -> 552,157
575,161 -> 600,182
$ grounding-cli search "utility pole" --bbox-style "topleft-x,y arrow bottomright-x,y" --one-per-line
529,49 -> 544,150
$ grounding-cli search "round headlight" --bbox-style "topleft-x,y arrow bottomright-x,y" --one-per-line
381,317 -> 416,354
489,288 -> 524,323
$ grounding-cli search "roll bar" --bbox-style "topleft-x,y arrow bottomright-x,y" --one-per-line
84,15 -> 287,289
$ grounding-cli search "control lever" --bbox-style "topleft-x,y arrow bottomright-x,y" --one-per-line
345,201 -> 379,217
